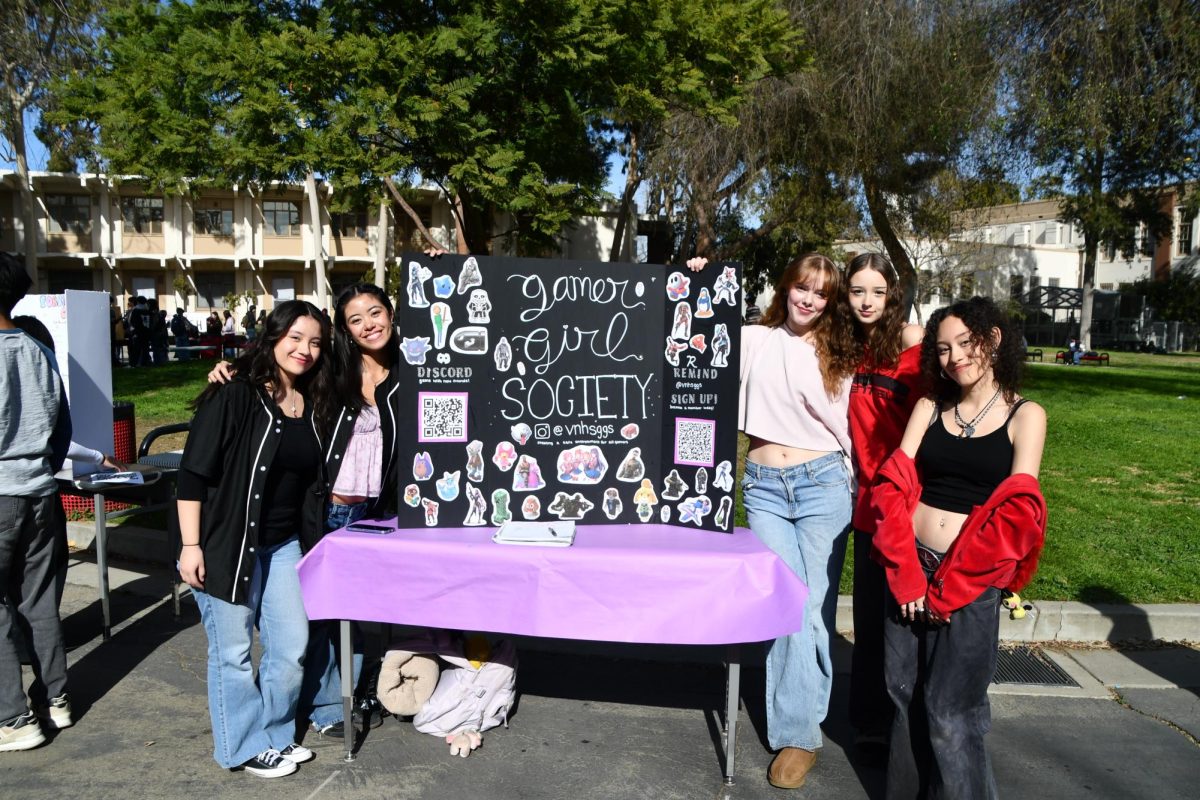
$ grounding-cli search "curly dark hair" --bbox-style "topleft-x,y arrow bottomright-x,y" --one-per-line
921,296 -> 1024,404
331,283 -> 398,409
192,300 -> 335,432
846,252 -> 906,369
759,253 -> 859,396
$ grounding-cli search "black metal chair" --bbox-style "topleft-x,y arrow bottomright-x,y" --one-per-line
137,422 -> 190,616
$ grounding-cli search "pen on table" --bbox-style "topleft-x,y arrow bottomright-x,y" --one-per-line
548,526 -> 558,537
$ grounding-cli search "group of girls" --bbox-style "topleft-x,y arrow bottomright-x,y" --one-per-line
690,252 -> 1046,798
177,283 -> 403,778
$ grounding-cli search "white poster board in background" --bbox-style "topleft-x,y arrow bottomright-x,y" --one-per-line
13,290 -> 115,476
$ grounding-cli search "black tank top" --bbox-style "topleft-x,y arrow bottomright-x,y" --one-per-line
917,400 -> 1026,514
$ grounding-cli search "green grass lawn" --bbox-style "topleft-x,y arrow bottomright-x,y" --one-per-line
114,352 -> 1200,604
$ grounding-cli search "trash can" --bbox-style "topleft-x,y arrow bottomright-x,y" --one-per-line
61,401 -> 136,518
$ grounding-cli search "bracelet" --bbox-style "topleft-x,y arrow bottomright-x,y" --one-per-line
181,543 -> 201,547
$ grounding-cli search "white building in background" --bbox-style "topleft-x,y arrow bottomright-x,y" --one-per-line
0,171 -> 641,314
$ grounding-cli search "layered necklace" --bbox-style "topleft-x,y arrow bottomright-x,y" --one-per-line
953,387 -> 1002,438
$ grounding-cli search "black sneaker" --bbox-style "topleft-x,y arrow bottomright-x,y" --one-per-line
310,720 -> 344,739
278,743 -> 314,764
237,748 -> 297,778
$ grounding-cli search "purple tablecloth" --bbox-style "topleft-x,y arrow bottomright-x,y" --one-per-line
297,523 -> 808,646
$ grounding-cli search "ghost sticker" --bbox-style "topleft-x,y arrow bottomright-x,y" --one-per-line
616,447 -> 645,482
491,489 -> 512,526
403,484 -> 421,507
714,495 -> 733,531
695,287 -> 714,319
711,323 -> 731,368
467,289 -> 492,324
462,483 -> 488,526
660,505 -> 671,523
421,498 -> 439,527
666,271 -> 691,301
457,256 -> 483,294
713,265 -> 739,306
620,423 -> 639,440
547,491 -> 594,521
407,261 -> 432,308
492,441 -> 517,471
465,440 -> 485,483
602,488 -> 623,520
401,336 -> 432,365
671,302 -> 692,340
436,470 -> 461,502
412,451 -> 434,481
678,495 -> 712,526
689,334 -> 706,353
713,460 -> 734,492
557,446 -> 608,485
662,469 -> 687,500
494,336 -> 513,372
430,303 -> 452,349
521,495 -> 541,520
695,467 -> 708,494
512,455 -> 545,491
449,326 -> 488,355
432,274 -> 455,298
510,422 -> 532,446
664,337 -> 686,367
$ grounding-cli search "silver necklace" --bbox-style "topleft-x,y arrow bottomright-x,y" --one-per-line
953,388 -> 1001,438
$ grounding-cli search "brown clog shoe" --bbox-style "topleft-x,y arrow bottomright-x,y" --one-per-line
768,746 -> 818,790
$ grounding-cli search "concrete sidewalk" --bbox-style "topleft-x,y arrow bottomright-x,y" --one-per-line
4,548 -> 1197,799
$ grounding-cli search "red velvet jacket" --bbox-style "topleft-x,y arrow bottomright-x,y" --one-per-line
867,449 -> 1047,619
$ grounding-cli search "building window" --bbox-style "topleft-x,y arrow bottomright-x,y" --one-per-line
1021,224 -> 1031,246
1178,214 -> 1193,256
193,273 -> 236,309
1118,282 -> 1133,292
332,211 -> 369,239
121,196 -> 164,234
1139,226 -> 1155,257
194,203 -> 234,236
395,204 -> 435,250
1100,283 -> 1114,290
263,200 -> 301,236
1104,241 -> 1117,261
1010,274 -> 1025,300
959,272 -> 975,298
1043,223 -> 1059,246
1048,277 -> 1061,288
46,194 -> 92,235
47,269 -> 93,293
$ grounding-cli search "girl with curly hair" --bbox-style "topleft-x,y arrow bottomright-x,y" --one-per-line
689,253 -> 858,790
870,296 -> 1047,799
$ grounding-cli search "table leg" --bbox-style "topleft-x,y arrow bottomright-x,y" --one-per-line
341,619 -> 356,762
93,492 -> 111,640
724,644 -> 741,785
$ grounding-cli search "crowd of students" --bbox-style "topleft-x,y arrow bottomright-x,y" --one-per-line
3,248 -> 1046,798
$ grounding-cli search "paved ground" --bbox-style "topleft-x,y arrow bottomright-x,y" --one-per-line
5,554 -> 1198,799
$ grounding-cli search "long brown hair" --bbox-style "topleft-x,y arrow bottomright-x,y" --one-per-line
846,252 -> 906,369
760,253 -> 859,396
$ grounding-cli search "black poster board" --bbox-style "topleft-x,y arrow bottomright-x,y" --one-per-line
394,254 -> 741,533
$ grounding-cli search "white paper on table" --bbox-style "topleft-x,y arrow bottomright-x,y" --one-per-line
492,520 -> 576,547
88,470 -> 145,486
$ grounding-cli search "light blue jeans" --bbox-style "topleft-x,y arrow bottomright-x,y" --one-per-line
300,501 -> 368,728
190,536 -> 308,768
742,452 -> 852,751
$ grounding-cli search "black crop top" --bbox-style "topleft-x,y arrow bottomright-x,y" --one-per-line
917,400 -> 1026,514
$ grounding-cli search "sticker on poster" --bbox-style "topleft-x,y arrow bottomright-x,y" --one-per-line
660,505 -> 671,523
422,498 -> 439,526
436,471 -> 461,502
407,262 -> 432,308
512,455 -> 546,491
666,271 -> 691,301
615,447 -> 645,482
402,336 -> 432,365
670,302 -> 692,340
492,441 -> 517,471
494,336 -> 513,371
620,423 -> 638,440
467,289 -> 492,323
678,495 -> 712,526
714,495 -> 733,531
449,326 -> 488,355
430,303 -> 452,349
521,495 -> 541,520
664,338 -> 686,367
419,392 -> 469,442
674,417 -> 716,467
712,265 -> 740,305
437,352 -> 450,364
602,488 -> 622,520
491,489 -> 512,525
662,468 -> 686,500
556,446 -> 608,484
694,467 -> 708,494
695,287 -> 714,318
711,324 -> 731,368
547,491 -> 594,521
510,422 -> 532,446
465,440 -> 485,483
457,256 -> 483,294
689,334 -> 706,353
403,484 -> 421,507
713,460 -> 734,492
432,274 -> 455,298
461,483 -> 487,525
413,451 -> 434,481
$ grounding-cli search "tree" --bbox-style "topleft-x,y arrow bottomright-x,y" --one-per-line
1007,0 -> 1200,348
1134,262 -> 1200,327
0,0 -> 98,280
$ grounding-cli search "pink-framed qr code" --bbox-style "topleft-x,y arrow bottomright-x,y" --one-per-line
418,392 -> 469,442
674,417 -> 716,467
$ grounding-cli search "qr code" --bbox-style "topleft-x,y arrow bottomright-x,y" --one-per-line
674,417 -> 715,466
419,392 -> 469,442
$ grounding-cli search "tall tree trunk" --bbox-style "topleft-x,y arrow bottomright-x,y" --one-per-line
864,178 -> 917,310
452,193 -> 470,255
1079,241 -> 1097,350
383,176 -> 440,251
609,127 -> 640,262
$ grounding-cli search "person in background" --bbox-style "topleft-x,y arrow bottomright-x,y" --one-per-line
870,296 -> 1047,799
205,312 -> 221,338
171,308 -> 191,361
243,304 -> 258,343
843,253 -> 925,763
126,296 -> 152,367
177,300 -> 334,778
0,253 -> 74,752
150,303 -> 169,365
221,309 -> 237,358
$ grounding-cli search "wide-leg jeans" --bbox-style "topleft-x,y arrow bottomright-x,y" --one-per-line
884,585 -> 1002,800
742,453 -> 852,751
191,536 -> 307,769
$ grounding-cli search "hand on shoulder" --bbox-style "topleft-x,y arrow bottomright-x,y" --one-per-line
901,323 -> 924,349
685,257 -> 708,273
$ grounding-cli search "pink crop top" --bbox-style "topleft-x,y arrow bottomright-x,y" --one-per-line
330,404 -> 383,498
738,324 -> 851,454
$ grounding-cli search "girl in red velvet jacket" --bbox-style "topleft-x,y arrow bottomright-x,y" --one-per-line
868,296 -> 1047,800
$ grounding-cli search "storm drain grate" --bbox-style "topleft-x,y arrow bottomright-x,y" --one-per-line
992,645 -> 1079,687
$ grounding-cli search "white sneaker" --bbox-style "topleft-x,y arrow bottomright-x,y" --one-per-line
238,748 -> 297,778
278,743 -> 314,764
0,712 -> 46,752
35,694 -> 72,730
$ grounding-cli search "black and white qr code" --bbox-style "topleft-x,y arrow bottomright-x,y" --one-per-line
419,393 -> 469,442
674,418 -> 715,466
